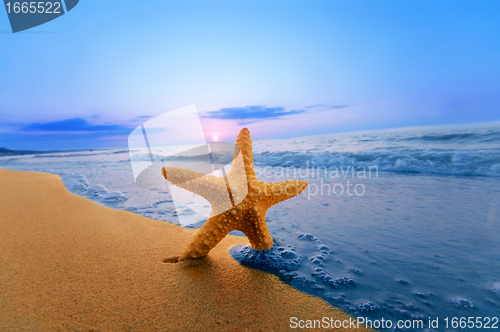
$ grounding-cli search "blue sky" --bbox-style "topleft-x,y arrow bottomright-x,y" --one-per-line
1,0 -> 500,150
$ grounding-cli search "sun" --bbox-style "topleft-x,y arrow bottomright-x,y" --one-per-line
213,135 -> 218,141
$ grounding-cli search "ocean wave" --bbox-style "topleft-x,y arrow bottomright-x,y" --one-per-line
396,131 -> 500,143
129,151 -> 234,165
55,172 -> 129,205
33,152 -> 102,158
254,149 -> 500,177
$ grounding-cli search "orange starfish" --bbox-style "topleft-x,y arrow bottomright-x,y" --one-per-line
162,128 -> 307,261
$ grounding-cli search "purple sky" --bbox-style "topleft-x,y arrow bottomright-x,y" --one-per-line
1,0 -> 500,150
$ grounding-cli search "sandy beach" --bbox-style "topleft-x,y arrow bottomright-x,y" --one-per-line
0,169 -> 369,331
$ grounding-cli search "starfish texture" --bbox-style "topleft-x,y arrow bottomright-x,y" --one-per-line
162,128 -> 307,261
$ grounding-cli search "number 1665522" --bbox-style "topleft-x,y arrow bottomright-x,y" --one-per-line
5,2 -> 62,14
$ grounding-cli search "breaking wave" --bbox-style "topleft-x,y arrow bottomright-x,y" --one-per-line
253,149 -> 500,177
252,126 -> 500,177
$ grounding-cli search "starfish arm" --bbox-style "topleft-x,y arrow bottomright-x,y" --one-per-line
161,167 -> 228,202
230,128 -> 257,180
225,163 -> 249,205
261,180 -> 308,208
226,129 -> 258,204
225,156 -> 247,185
237,213 -> 273,250
179,214 -> 234,260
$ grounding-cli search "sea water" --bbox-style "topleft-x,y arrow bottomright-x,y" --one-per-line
1,123 -> 499,331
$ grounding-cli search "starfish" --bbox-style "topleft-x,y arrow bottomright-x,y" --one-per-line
161,128 -> 307,261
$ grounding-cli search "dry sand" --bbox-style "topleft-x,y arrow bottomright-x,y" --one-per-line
0,169 -> 371,331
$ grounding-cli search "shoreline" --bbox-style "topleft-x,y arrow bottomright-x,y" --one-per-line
0,169 -> 370,331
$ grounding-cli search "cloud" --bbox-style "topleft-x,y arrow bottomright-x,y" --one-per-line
0,118 -> 136,149
203,106 -> 305,125
304,104 -> 348,110
24,118 -> 131,134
